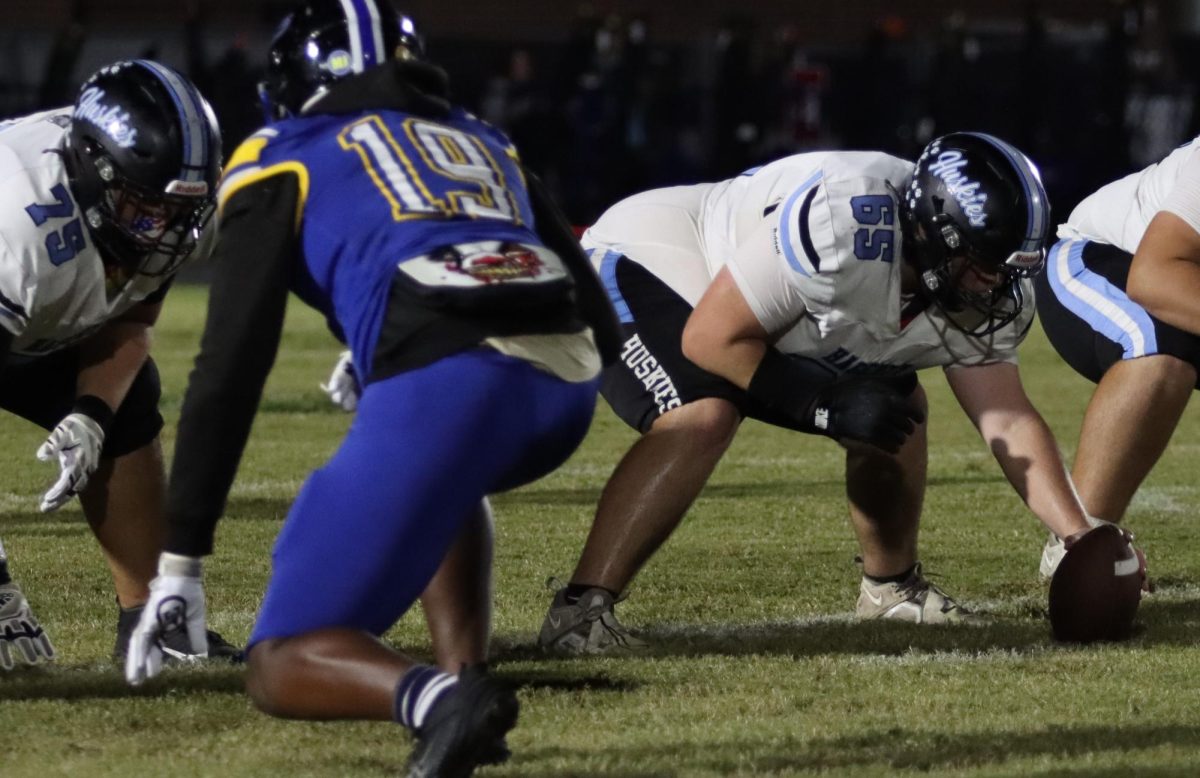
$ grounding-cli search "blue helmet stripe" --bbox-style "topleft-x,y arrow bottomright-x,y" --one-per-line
965,132 -> 1048,253
133,60 -> 209,183
340,0 -> 385,72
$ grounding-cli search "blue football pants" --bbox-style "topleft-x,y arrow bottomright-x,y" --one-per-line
248,348 -> 598,646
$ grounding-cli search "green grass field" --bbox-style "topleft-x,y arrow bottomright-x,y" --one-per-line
2,284 -> 1199,777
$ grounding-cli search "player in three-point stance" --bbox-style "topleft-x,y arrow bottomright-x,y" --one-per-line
538,133 -> 1102,655
122,2 -> 619,775
0,60 -> 237,668
1036,133 -> 1200,575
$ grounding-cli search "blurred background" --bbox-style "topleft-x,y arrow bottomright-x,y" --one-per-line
5,0 -> 1200,225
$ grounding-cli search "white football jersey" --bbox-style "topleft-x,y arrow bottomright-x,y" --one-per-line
1060,136 -> 1200,252
583,151 -> 1031,376
0,109 -> 176,358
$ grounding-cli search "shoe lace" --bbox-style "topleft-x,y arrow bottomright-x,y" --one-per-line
894,574 -> 931,602
909,566 -> 967,612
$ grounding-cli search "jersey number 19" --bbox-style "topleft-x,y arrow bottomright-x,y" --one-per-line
339,116 -> 521,225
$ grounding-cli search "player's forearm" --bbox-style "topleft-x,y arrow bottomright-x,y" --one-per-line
683,331 -> 766,389
1128,211 -> 1200,335
1129,254 -> 1200,334
76,320 -> 153,413
164,176 -> 296,557
983,411 -> 1089,539
164,366 -> 264,556
682,266 -> 771,389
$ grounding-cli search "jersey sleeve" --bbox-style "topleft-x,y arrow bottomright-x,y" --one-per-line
1160,147 -> 1200,237
164,170 -> 299,557
727,169 -> 901,335
217,128 -> 310,229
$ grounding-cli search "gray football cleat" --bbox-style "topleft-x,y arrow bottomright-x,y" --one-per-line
856,564 -> 978,624
113,603 -> 243,663
538,580 -> 647,655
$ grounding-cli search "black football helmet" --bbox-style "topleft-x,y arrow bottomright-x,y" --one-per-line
900,132 -> 1050,336
66,60 -> 221,278
259,0 -> 424,122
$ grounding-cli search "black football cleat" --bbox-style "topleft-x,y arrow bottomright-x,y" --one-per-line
113,604 -> 244,664
406,665 -> 519,778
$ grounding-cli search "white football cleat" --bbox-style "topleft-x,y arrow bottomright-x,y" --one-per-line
856,564 -> 979,624
1040,531 -> 1066,580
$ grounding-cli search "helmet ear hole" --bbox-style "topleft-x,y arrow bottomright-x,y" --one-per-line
95,157 -> 116,182
939,223 -> 962,251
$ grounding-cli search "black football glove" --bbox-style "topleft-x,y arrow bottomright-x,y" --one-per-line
808,377 -> 925,454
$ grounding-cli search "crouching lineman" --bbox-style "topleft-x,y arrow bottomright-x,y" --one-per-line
122,2 -> 618,775
539,133 -> 1098,655
1035,132 -> 1200,575
0,60 -> 238,668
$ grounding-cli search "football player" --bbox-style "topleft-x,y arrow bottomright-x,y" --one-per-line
0,60 -> 238,667
1035,133 -> 1200,574
539,134 -> 1099,655
121,2 -> 618,776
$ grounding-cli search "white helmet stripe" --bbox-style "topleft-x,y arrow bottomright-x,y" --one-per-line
133,60 -> 209,183
339,0 -> 386,72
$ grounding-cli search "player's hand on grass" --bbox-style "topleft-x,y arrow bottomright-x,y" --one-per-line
0,582 -> 55,670
125,553 -> 207,685
320,350 -> 360,412
37,412 -> 105,512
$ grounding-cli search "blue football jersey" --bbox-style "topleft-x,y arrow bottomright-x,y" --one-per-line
219,106 -> 543,369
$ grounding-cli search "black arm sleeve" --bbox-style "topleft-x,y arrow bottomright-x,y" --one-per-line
522,167 -> 623,365
746,348 -> 839,431
164,176 -> 298,557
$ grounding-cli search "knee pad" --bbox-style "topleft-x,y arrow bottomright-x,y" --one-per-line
102,358 -> 165,458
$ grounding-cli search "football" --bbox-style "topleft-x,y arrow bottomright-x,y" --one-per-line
1049,524 -> 1144,643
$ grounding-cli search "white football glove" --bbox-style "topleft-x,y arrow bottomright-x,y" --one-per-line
0,582 -> 56,670
320,350 -> 360,412
124,553 -> 207,686
37,412 -> 105,512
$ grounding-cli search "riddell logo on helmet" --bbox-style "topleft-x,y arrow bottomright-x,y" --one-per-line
166,180 -> 210,196
74,87 -> 138,149
926,150 -> 988,228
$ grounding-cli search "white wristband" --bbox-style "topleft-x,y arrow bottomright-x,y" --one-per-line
158,552 -> 203,578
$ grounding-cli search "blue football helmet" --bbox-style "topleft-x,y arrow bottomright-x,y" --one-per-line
258,0 -> 424,122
